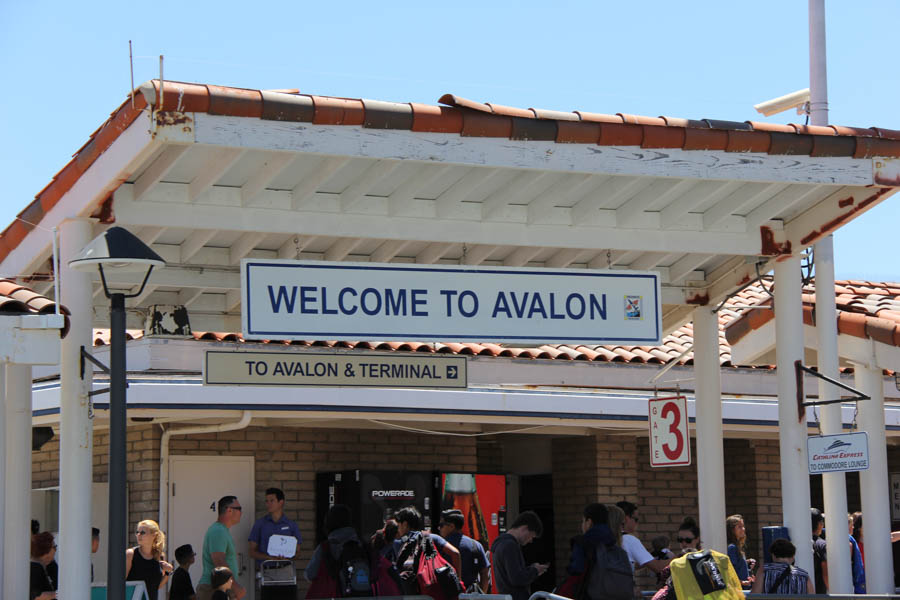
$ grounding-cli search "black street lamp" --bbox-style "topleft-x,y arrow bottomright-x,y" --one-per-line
69,226 -> 164,600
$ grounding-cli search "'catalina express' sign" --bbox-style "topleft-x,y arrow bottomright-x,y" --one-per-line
241,260 -> 661,344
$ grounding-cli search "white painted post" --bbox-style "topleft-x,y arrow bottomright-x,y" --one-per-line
4,363 -> 33,600
58,218 -> 95,600
0,366 -> 5,588
774,257 -> 814,575
693,306 -> 727,552
855,362 -> 894,593
814,236 -> 852,593
808,0 -> 829,126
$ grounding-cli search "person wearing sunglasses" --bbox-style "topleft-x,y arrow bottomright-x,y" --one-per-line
616,501 -> 669,575
125,519 -> 174,600
675,517 -> 701,555
197,496 -> 246,600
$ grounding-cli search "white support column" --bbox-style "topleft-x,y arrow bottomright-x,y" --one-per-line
814,235 -> 852,593
0,365 -> 6,589
58,218 -> 95,600
855,362 -> 894,593
774,256 -> 814,575
4,364 -> 33,600
693,306 -> 727,552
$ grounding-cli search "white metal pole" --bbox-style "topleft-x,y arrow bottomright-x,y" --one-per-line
693,306 -> 727,553
809,0 -> 829,126
855,362 -> 894,593
812,237 -> 852,593
4,363 -> 33,600
809,2 -> 852,591
774,257 -> 814,576
58,218 -> 95,600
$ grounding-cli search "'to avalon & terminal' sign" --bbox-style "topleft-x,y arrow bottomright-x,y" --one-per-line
241,260 -> 661,344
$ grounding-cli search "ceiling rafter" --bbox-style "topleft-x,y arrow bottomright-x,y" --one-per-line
745,184 -> 830,231
340,160 -> 402,212
527,174 -> 599,225
278,235 -> 316,259
571,176 -> 652,226
241,152 -> 295,206
324,237 -> 363,262
702,182 -> 789,230
660,180 -> 743,228
504,246 -> 542,267
387,164 -> 453,216
370,240 -> 410,263
435,168 -> 508,219
292,157 -> 350,209
181,230 -> 218,263
133,145 -> 189,201
461,244 -> 498,266
667,253 -> 712,284
616,179 -> 698,228
481,171 -> 560,221
544,248 -> 583,269
416,243 -> 454,264
230,232 -> 267,265
189,148 -> 246,202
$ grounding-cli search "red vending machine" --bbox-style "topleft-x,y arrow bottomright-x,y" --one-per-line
440,473 -> 507,592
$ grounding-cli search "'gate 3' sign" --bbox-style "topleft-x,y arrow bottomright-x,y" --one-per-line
649,395 -> 691,467
241,260 -> 660,344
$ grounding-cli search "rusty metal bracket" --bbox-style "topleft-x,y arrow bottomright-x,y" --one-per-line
80,346 -> 128,397
795,360 -> 870,422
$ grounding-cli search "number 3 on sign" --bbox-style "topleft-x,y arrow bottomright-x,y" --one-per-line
648,396 -> 691,467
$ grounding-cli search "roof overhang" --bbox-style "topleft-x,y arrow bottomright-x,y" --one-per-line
3,80 -> 899,336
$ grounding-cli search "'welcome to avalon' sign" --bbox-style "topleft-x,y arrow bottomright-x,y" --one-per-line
241,260 -> 661,345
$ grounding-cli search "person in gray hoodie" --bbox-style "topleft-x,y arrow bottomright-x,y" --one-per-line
490,511 -> 549,600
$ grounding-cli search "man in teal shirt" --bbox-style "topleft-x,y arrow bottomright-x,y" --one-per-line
197,495 -> 246,600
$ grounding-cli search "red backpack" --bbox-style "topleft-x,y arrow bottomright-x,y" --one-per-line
414,535 -> 462,600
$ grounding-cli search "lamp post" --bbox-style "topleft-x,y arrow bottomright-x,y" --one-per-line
69,227 -> 164,600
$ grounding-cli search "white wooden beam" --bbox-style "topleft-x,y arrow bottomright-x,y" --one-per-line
323,237 -> 362,262
229,232 -> 267,265
178,288 -> 207,307
136,226 -> 166,246
193,115 -> 875,186
291,156 -> 350,209
616,179 -> 697,228
702,182 -> 788,230
481,171 -> 559,221
503,246 -> 542,267
544,248 -> 582,268
571,176 -> 651,226
277,235 -> 315,259
527,174 -> 599,224
416,243 -> 453,264
461,244 -> 498,266
744,184 -> 828,230
387,165 -> 453,216
241,152 -> 295,206
340,160 -> 401,212
180,230 -> 218,263
370,240 -> 409,263
92,266 -> 239,291
629,252 -> 669,271
127,284 -> 158,308
189,148 -> 245,202
667,253 -> 712,284
660,180 -> 742,228
783,185 -> 900,251
113,185 -> 767,255
133,144 -> 190,201
225,289 -> 241,312
434,168 -> 507,219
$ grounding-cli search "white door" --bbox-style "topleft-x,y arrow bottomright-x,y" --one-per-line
169,456 -> 255,600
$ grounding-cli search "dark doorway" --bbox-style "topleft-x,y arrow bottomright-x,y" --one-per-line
519,474 -> 556,591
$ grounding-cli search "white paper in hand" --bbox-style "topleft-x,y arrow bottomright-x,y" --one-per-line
266,534 -> 297,558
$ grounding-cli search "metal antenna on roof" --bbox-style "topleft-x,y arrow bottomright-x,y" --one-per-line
129,41 -> 135,110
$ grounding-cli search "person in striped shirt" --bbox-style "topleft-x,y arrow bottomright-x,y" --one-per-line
750,538 -> 813,595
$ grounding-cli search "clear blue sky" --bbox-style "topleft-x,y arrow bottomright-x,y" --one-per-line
2,1 -> 898,280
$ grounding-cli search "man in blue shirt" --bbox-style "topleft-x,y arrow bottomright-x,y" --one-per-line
438,508 -> 491,592
248,487 -> 302,565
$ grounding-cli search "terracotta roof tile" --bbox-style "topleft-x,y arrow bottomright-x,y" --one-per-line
410,104 -> 464,133
0,279 -> 69,336
362,99 -> 414,130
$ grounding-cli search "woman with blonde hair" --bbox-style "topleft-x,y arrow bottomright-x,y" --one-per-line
726,514 -> 755,588
126,519 -> 174,600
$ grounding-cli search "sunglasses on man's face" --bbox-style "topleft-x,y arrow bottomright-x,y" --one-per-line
229,505 -> 242,512
677,536 -> 695,544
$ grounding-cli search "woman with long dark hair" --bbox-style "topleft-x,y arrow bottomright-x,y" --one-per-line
726,514 -> 755,588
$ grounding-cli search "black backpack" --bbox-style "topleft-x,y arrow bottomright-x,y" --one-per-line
585,542 -> 634,600
330,539 -> 373,597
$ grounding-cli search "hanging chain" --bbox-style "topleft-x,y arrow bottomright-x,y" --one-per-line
607,249 -> 612,269
850,401 -> 859,432
293,236 -> 302,259
88,395 -> 95,420
812,403 -> 822,436
462,243 -> 468,264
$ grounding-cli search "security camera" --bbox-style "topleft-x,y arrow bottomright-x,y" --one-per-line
753,88 -> 810,117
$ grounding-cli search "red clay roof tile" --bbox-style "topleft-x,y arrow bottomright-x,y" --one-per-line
641,125 -> 685,148
768,132 -> 815,155
725,130 -> 770,153
684,128 -> 729,151
618,114 -> 666,127
555,121 -> 601,144
486,103 -> 534,119
410,104 -> 464,133
438,94 -> 491,113
207,85 -> 263,118
362,99 -> 414,130
311,96 -> 365,126
460,111 -> 512,138
260,91 -> 314,122
510,117 -> 557,141
598,123 -> 643,146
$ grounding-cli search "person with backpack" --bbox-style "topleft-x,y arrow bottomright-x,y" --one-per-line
305,504 -> 399,599
437,508 -> 491,592
490,511 -> 549,600
392,506 -> 462,576
558,503 -> 635,600
750,538 -> 813,595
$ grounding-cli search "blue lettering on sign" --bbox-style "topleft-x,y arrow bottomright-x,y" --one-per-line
268,286 -> 298,313
492,292 -> 606,320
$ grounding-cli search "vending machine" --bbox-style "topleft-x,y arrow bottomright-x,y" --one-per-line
315,470 -> 434,541
438,472 -> 507,552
